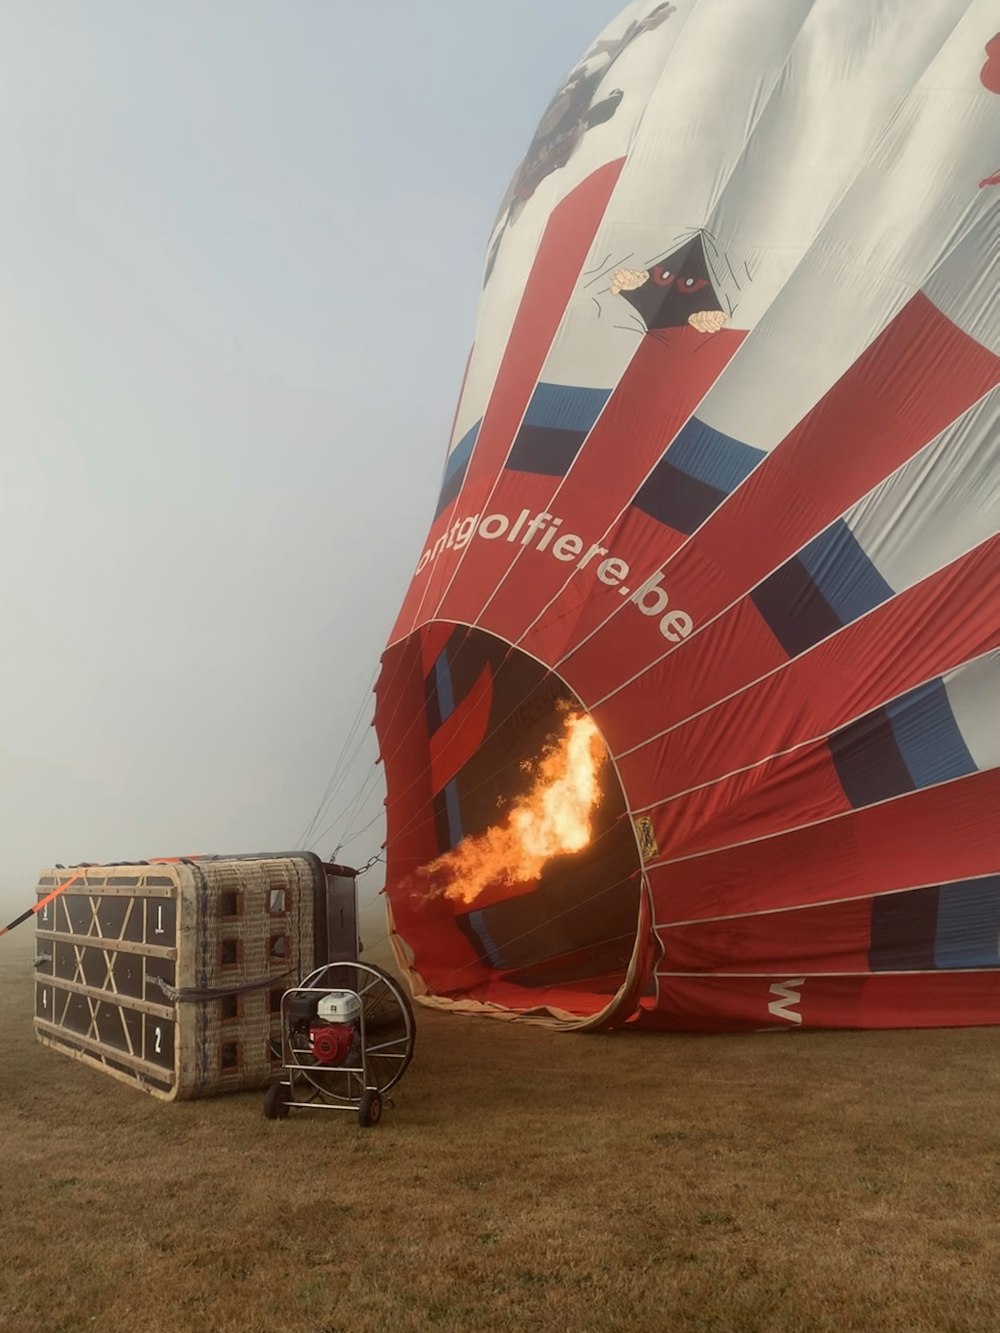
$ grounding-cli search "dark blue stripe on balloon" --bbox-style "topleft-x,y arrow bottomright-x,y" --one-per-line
886,679 -> 977,789
524,382 -> 610,432
435,423 -> 479,517
444,779 -> 462,848
434,652 -> 455,722
633,462 -> 726,534
508,425 -> 587,476
753,521 -> 893,662
424,668 -> 442,736
828,707 -> 915,808
751,557 -> 844,659
634,418 -> 761,535
432,789 -> 451,854
666,417 -> 765,493
467,910 -> 507,968
798,521 -> 894,625
869,886 -> 939,971
831,674 -> 978,811
870,878 -> 1000,971
443,424 -> 479,482
935,877 -> 1000,968
506,383 -> 610,477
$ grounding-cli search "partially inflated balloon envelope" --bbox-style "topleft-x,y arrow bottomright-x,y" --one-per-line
375,0 -> 1000,1031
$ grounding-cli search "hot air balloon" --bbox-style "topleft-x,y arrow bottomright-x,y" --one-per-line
375,0 -> 1000,1032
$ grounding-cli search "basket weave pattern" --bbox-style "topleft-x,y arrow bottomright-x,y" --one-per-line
34,858 -> 319,1100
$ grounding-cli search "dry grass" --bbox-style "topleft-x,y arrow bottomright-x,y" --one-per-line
2,930 -> 998,1333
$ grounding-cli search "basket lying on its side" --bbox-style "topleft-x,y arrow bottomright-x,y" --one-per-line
33,853 -> 358,1100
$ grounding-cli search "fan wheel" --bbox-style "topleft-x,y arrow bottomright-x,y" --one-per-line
296,960 -> 415,1096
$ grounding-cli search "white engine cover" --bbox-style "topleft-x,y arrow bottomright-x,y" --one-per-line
316,990 -> 362,1024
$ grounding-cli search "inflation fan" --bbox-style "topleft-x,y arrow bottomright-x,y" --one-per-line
264,960 -> 415,1127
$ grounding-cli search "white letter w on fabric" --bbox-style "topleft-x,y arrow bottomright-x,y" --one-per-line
767,978 -> 805,1024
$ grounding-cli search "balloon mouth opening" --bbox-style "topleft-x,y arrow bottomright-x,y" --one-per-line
379,627 -> 642,1017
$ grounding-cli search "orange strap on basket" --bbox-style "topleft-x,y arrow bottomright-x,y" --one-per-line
0,871 -> 85,940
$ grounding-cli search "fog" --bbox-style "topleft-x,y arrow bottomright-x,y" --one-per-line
0,0 -> 618,934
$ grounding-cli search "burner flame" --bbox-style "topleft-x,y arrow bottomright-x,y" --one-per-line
420,712 -> 606,906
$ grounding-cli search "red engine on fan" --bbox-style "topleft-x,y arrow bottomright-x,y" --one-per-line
309,1021 -> 354,1065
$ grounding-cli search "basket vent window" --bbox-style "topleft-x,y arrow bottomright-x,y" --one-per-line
221,995 -> 240,1022
269,935 -> 289,961
220,892 -> 240,918
220,1042 -> 240,1072
268,889 -> 286,915
220,939 -> 240,968
269,987 -> 283,1014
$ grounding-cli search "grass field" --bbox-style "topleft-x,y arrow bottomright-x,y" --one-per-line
2,929 -> 998,1333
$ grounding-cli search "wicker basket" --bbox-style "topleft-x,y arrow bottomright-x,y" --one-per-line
33,853 -> 357,1100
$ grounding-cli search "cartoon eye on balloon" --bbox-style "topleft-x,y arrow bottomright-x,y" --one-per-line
610,258 -> 728,332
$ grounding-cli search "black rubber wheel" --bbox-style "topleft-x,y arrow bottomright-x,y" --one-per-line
263,1081 -> 290,1120
358,1089 -> 383,1128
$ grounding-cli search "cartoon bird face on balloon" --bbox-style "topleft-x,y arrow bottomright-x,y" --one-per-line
611,233 -> 730,334
483,3 -> 678,286
506,4 -> 677,216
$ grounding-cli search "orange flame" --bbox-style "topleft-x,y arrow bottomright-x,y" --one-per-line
420,712 -> 607,906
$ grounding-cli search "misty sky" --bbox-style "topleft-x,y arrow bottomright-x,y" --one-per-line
0,1 -> 620,926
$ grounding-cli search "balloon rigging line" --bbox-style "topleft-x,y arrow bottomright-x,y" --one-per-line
296,640 -> 429,857
300,729 -> 373,850
331,771 -> 387,855
331,744 -> 383,833
334,808 -> 386,854
307,760 -> 383,855
310,664 -> 374,803
297,642 -> 431,860
297,665 -> 378,848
